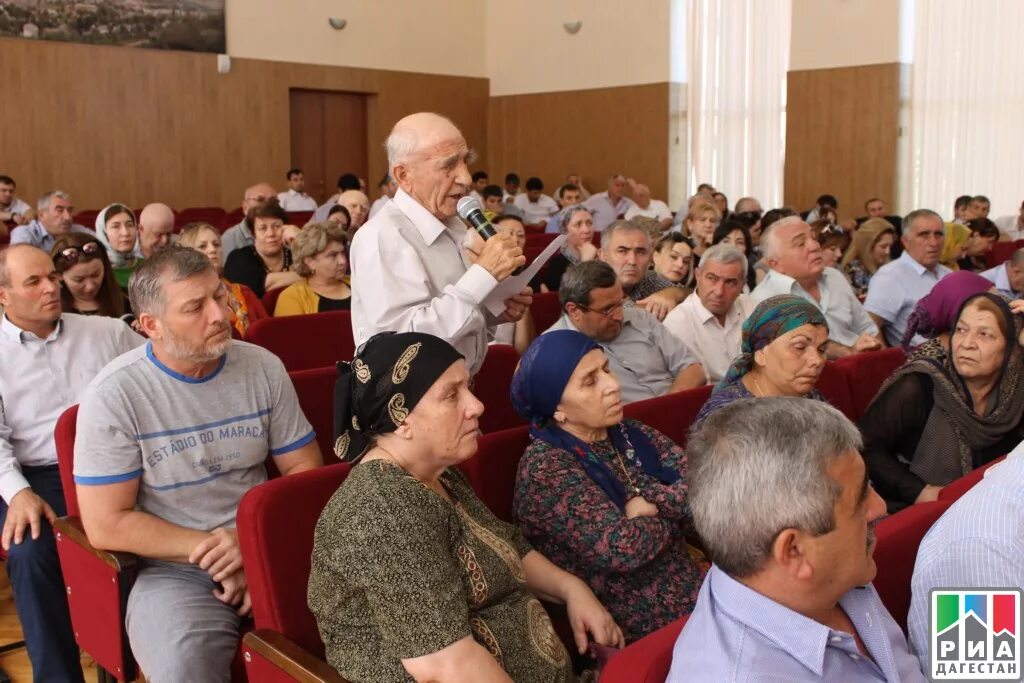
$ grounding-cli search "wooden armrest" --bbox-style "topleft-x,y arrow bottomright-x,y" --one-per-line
243,629 -> 349,683
53,516 -> 137,573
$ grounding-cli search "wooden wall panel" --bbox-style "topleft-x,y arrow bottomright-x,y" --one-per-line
0,37 -> 489,211
487,84 -> 671,203
784,63 -> 902,221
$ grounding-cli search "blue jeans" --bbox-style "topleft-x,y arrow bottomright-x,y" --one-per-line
0,465 -> 84,683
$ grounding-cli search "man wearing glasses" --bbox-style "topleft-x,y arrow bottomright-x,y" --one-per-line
548,260 -> 705,404
9,190 -> 93,252
221,182 -> 277,263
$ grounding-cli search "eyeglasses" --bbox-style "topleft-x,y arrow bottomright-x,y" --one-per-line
577,300 -> 625,318
56,240 -> 102,263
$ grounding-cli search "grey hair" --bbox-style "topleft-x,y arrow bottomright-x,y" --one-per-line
37,190 -> 70,212
903,209 -> 944,237
759,215 -> 804,261
291,221 -> 348,277
698,243 -> 748,275
687,396 -> 862,578
559,205 -> 593,233
1011,248 -> 1024,268
0,244 -> 45,287
558,260 -> 618,310
128,245 -> 217,317
384,112 -> 459,174
600,219 -> 650,250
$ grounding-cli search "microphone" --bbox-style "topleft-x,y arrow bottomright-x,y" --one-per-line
457,196 -> 497,239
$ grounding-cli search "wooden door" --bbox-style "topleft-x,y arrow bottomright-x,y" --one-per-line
289,90 -> 369,203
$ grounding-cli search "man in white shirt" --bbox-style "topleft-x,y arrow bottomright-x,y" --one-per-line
663,244 -> 755,383
994,200 -> 1024,241
368,174 -> 398,219
0,175 -> 32,225
221,182 -> 277,263
583,174 -> 636,232
0,245 -> 144,682
624,183 -> 673,230
502,173 -> 521,203
350,113 -> 531,375
276,168 -> 318,212
469,171 -> 489,205
981,248 -> 1024,298
513,177 -> 558,225
752,216 -> 882,358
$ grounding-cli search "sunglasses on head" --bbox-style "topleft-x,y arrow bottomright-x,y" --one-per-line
56,240 -> 102,263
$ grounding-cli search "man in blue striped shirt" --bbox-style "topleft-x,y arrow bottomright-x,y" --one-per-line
668,397 -> 926,682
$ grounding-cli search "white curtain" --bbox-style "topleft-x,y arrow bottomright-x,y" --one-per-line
907,0 -> 1024,220
685,0 -> 791,208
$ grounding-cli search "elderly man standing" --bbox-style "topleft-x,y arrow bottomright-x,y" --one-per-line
221,182 -> 277,262
669,397 -> 925,682
10,190 -> 93,251
583,174 -> 635,232
624,183 -> 673,230
864,209 -> 951,346
0,245 -> 144,682
549,260 -> 704,403
752,216 -> 881,358
663,244 -> 755,383
137,203 -> 175,259
600,220 -> 686,321
350,113 -> 530,376
74,246 -> 322,682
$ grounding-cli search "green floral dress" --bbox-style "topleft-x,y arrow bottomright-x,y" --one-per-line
308,460 -> 574,683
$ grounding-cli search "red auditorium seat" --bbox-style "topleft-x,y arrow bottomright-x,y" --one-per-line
524,223 -> 546,235
871,500 -> 951,632
73,209 -> 100,228
289,367 -> 341,464
474,345 -> 526,433
600,615 -> 689,683
287,210 -> 314,226
815,362 -> 857,421
237,463 -> 352,683
986,240 -> 1024,269
623,385 -> 713,447
459,425 -> 531,523
525,232 -> 558,249
833,347 -> 906,420
262,286 -> 285,316
937,454 -> 1006,503
531,291 -> 563,333
176,206 -> 227,231
222,207 -> 246,230
244,311 -> 355,372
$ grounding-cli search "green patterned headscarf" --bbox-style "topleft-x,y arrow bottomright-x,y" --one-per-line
719,294 -> 828,386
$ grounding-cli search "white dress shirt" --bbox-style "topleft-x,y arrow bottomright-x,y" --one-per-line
1,197 -> 31,218
350,189 -> 499,375
980,263 -> 1021,298
662,293 -> 755,383
751,267 -> 878,347
0,314 -> 144,503
625,199 -> 673,222
276,189 -> 318,212
513,193 -> 559,225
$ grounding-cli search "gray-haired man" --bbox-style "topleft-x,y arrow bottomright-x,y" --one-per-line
667,397 -> 925,682
9,190 -> 93,251
74,245 -> 322,682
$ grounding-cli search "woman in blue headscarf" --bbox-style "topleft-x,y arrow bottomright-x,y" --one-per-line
511,329 -> 706,643
695,294 -> 830,423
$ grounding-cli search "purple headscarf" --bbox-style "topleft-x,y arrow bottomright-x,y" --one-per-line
900,271 -> 993,350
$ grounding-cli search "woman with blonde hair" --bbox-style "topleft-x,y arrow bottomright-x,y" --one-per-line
275,221 -> 351,316
681,201 -> 720,268
841,218 -> 896,295
940,222 -> 972,271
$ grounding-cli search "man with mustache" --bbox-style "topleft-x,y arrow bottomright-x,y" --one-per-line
73,246 -> 323,682
0,244 -> 144,681
350,112 -> 530,376
753,216 -> 882,358
9,190 -> 93,251
600,220 -> 688,321
668,397 -> 926,682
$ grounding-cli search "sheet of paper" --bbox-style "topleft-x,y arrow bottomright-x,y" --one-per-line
484,234 -> 567,316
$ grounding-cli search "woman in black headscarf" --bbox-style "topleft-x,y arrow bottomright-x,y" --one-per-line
308,332 -> 623,683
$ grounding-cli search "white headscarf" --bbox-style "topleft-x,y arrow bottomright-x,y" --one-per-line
94,203 -> 142,267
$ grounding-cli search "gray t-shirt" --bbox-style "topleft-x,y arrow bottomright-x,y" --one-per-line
74,341 -> 314,530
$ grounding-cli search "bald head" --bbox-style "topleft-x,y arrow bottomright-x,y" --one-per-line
634,184 -> 651,209
138,203 -> 175,258
734,197 -> 762,214
385,112 -> 473,220
244,183 -> 276,213
0,244 -> 62,335
339,190 -> 370,229
386,113 -> 463,171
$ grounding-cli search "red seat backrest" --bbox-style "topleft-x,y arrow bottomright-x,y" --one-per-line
601,615 -> 690,683
986,240 -> 1024,269
288,210 -> 314,226
54,405 -> 81,517
474,345 -> 526,434
833,347 -> 906,420
222,207 -> 246,230
816,362 -> 857,421
261,286 -> 285,316
458,426 -> 531,523
288,367 -> 341,465
531,291 -> 563,334
73,210 -> 100,228
175,207 -> 226,230
244,311 -> 355,371
237,462 -> 351,659
525,233 -> 558,249
871,499 -> 950,632
623,385 -> 714,448
938,454 -> 1006,503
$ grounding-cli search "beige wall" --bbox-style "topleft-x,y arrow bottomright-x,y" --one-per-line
790,0 -> 902,70
226,0 -> 486,78
486,0 -> 673,96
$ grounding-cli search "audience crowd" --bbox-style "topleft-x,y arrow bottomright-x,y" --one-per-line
2,110 -> 1024,682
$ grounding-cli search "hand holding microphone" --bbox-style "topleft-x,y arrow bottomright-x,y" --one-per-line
457,197 -> 524,281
